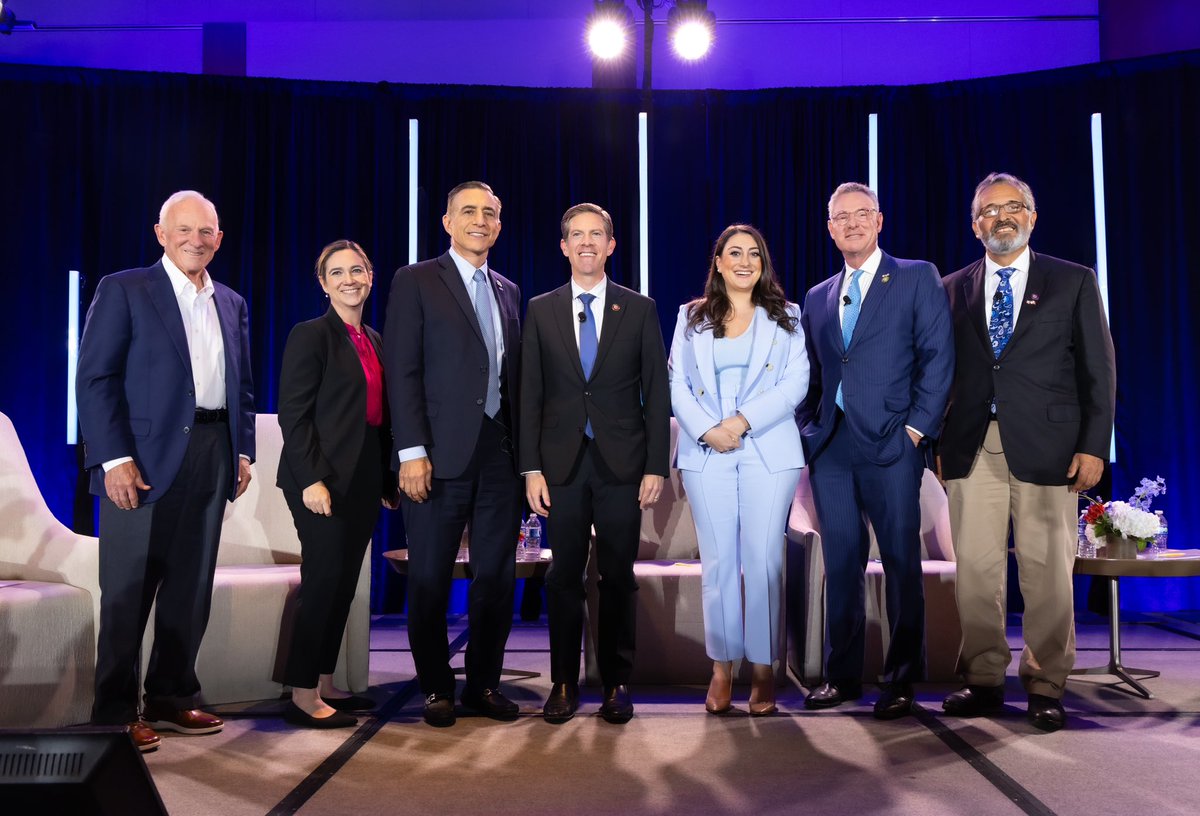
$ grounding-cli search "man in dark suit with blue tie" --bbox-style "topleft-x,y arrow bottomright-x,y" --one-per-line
77,191 -> 255,752
938,173 -> 1114,732
797,182 -> 954,719
385,181 -> 524,727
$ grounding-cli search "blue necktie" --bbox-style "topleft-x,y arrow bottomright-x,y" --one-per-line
988,267 -> 1015,357
472,268 -> 501,418
835,269 -> 864,411
578,292 -> 598,438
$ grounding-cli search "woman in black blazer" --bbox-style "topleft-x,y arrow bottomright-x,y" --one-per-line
277,240 -> 398,728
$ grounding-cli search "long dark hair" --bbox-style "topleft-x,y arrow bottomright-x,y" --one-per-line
685,224 -> 797,337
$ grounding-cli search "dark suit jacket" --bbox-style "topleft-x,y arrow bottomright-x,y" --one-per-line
797,251 -> 954,466
384,252 -> 522,480
76,260 -> 256,503
276,308 -> 391,496
939,251 -> 1115,484
519,280 -> 670,485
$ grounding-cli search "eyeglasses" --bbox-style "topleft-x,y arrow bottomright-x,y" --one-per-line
829,208 -> 877,227
976,201 -> 1030,219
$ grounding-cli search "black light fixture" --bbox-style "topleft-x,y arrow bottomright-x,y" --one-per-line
667,0 -> 716,61
0,1 -> 16,35
588,1 -> 637,88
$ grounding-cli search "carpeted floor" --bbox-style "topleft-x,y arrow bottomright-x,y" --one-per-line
142,612 -> 1200,815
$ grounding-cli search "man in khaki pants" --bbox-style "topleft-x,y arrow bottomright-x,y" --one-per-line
938,172 -> 1115,731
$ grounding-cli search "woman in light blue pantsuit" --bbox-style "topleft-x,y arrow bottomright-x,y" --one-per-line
669,224 -> 809,716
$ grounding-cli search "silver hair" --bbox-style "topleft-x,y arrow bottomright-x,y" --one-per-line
158,190 -> 220,228
971,172 -> 1036,220
827,182 -> 879,217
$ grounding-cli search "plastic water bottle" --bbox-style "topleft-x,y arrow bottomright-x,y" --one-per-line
517,516 -> 530,561
1153,511 -> 1168,556
524,514 -> 543,561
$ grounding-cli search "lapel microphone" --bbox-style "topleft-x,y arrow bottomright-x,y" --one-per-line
992,290 -> 1003,305
842,295 -> 852,306
578,312 -> 587,323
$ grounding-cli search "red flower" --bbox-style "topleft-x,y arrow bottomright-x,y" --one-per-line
1083,503 -> 1107,524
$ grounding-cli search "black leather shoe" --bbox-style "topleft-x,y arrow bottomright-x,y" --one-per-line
1027,694 -> 1066,732
284,701 -> 358,729
873,683 -> 915,720
461,688 -> 519,721
804,681 -> 864,710
599,685 -> 634,724
942,685 -> 1005,717
542,683 -> 579,724
422,693 -> 456,728
325,694 -> 376,712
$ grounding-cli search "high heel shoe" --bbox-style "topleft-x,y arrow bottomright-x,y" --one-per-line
748,663 -> 777,716
705,661 -> 734,715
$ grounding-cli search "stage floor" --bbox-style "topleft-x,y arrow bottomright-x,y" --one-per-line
143,611 -> 1200,815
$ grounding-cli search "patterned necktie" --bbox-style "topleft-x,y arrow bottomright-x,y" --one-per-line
989,267 -> 1015,358
835,269 -> 864,411
578,293 -> 598,438
472,268 -> 501,418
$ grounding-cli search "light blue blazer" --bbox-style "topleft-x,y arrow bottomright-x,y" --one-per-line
669,303 -> 809,474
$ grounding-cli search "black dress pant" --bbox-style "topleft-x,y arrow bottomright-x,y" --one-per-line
401,416 -> 522,696
92,422 -> 231,725
544,439 -> 640,687
282,426 -> 382,689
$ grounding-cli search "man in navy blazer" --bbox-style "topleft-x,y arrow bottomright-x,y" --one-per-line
76,191 -> 255,752
797,182 -> 954,719
384,181 -> 524,727
938,173 -> 1114,732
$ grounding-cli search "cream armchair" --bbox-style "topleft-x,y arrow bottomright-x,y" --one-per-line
0,411 -> 100,727
786,468 -> 960,685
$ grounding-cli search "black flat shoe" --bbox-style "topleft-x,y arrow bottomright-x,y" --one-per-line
461,688 -> 519,721
804,681 -> 864,710
599,685 -> 634,724
423,693 -> 456,728
543,683 -> 579,724
283,702 -> 358,729
1027,694 -> 1066,732
325,694 -> 376,712
873,683 -> 914,720
942,685 -> 1004,717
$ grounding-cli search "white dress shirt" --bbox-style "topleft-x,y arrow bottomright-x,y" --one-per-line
983,245 -> 1031,330
571,275 -> 608,346
838,246 -> 882,325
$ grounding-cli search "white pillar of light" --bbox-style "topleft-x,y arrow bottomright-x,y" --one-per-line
409,118 -> 419,265
66,270 -> 80,444
638,112 -> 649,296
868,113 -> 879,196
1090,112 -> 1115,461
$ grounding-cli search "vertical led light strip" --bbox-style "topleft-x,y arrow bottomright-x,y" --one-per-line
66,270 -> 80,445
408,118 -> 419,264
1090,112 -> 1115,462
638,112 -> 650,296
868,113 -> 879,196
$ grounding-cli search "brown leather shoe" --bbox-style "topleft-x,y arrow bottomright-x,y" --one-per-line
127,721 -> 161,753
142,704 -> 224,735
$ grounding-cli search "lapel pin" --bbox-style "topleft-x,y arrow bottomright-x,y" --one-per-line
880,273 -> 890,283
611,303 -> 621,312
1025,293 -> 1039,305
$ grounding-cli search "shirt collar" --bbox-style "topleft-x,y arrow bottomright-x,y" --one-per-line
161,253 -> 212,297
843,246 -> 883,281
571,275 -> 608,301
984,245 -> 1031,277
448,246 -> 488,283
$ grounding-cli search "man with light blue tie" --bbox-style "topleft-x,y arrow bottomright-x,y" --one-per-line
384,181 -> 524,728
520,203 -> 671,724
939,173 -> 1114,732
797,182 -> 954,719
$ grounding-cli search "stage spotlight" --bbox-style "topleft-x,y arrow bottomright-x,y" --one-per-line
0,1 -> 17,35
668,0 -> 716,61
587,0 -> 634,60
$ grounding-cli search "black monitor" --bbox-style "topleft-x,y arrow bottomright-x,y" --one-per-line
0,726 -> 168,814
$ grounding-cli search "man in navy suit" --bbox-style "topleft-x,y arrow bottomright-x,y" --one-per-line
939,173 -> 1114,732
77,191 -> 255,752
797,182 -> 954,719
385,181 -> 524,727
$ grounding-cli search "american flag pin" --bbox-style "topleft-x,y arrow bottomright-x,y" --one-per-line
881,273 -> 890,283
611,303 -> 621,312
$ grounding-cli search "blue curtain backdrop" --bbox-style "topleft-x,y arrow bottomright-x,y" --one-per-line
2,51 -> 1196,611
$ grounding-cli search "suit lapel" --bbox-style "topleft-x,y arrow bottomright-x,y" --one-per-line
739,306 -> 773,400
1002,251 -> 1048,357
848,252 -> 891,348
550,284 -> 587,381
437,253 -> 484,345
692,321 -> 718,400
961,259 -> 991,353
824,274 -> 846,353
591,282 -> 627,378
147,262 -> 192,374
212,284 -> 241,394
